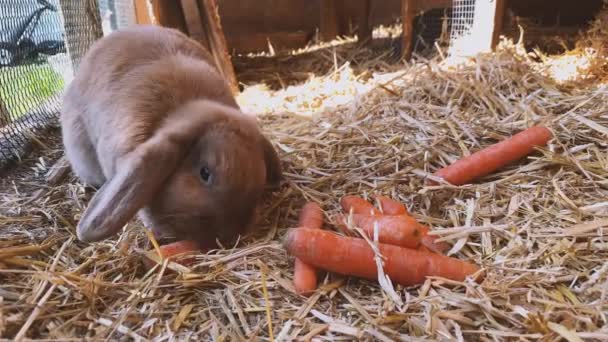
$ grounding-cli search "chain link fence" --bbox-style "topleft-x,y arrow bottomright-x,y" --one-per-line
0,0 -> 104,170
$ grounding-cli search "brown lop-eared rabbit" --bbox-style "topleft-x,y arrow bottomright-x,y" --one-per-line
60,25 -> 282,246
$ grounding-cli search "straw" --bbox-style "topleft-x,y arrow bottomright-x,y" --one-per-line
1,10 -> 608,340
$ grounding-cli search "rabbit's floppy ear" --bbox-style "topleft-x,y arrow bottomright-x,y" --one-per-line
261,135 -> 283,190
76,100 -> 230,242
76,134 -> 189,242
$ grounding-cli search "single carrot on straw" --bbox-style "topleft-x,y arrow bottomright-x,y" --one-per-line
283,228 -> 481,286
337,213 -> 424,249
143,240 -> 202,270
293,202 -> 324,295
340,195 -> 378,215
375,195 -> 408,215
430,125 -> 553,186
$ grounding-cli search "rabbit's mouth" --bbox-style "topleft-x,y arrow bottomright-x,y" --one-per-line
139,209 -> 207,240
139,206 -> 254,248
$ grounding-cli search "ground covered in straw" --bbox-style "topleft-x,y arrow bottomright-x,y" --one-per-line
2,13 -> 608,341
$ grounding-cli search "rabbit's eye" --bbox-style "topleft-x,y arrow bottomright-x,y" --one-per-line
200,167 -> 212,183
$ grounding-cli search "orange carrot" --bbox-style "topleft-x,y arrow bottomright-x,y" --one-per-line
284,228 -> 481,286
293,202 -> 324,295
340,195 -> 378,215
375,195 -> 408,215
157,240 -> 201,258
337,213 -> 424,249
431,126 -> 552,185
143,240 -> 202,270
341,195 -> 449,254
417,244 -> 433,253
419,228 -> 450,254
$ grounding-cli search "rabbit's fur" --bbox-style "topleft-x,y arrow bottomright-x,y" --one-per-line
61,25 -> 282,245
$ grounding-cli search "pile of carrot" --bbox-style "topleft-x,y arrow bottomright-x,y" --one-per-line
338,195 -> 449,253
287,195 -> 480,295
287,125 -> 553,295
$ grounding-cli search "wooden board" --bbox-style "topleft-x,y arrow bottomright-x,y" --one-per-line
401,0 -> 416,60
198,0 -> 239,94
133,0 -> 154,24
180,0 -> 208,47
133,0 -> 238,94
226,31 -> 312,55
320,0 -> 340,41
133,1 -> 187,31
356,0 -> 372,44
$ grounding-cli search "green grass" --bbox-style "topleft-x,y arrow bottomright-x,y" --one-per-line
0,62 -> 65,121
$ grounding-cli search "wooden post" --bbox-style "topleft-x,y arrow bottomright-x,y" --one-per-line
198,0 -> 239,94
133,0 -> 237,94
134,0 -> 187,32
180,0 -> 207,45
133,0 -> 155,24
320,0 -> 339,42
490,0 -> 506,50
357,0 -> 372,44
401,0 -> 416,60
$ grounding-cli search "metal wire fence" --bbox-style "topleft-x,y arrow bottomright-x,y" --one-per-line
448,0 -> 500,58
0,0 -> 103,169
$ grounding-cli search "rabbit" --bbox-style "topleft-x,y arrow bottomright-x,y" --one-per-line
60,25 -> 282,246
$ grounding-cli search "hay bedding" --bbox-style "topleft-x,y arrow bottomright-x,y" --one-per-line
1,17 -> 608,342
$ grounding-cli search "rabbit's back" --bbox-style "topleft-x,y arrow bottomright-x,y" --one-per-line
61,25 -> 237,179
78,25 -> 216,86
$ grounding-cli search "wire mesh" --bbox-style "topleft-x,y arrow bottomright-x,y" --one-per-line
449,0 -> 476,41
447,0 -> 499,58
0,0 -> 102,169
447,0 -> 477,58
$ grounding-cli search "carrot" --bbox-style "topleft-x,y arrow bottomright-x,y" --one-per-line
341,195 -> 449,254
337,213 -> 424,249
283,228 -> 481,286
375,195 -> 408,215
340,195 -> 378,215
430,126 -> 552,186
417,244 -> 433,253
420,228 -> 450,254
143,240 -> 202,270
156,240 -> 201,259
293,202 -> 324,295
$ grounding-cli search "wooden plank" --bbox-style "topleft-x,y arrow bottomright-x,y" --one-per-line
198,0 -> 239,94
134,1 -> 187,32
180,0 -> 208,47
490,0 -> 506,49
226,31 -> 312,55
357,0 -> 372,44
401,0 -> 416,60
320,0 -> 339,41
133,0 -> 154,24
417,0 -> 452,12
153,1 -> 187,32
